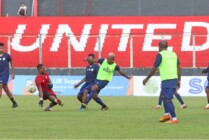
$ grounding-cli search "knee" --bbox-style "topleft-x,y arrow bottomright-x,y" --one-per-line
91,85 -> 98,91
77,94 -> 82,99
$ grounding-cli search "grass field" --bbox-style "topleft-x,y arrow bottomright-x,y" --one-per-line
0,96 -> 209,139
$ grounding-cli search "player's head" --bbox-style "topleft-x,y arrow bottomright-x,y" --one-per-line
37,64 -> 45,74
21,2 -> 25,6
87,53 -> 95,65
159,40 -> 168,52
0,42 -> 4,54
107,52 -> 115,64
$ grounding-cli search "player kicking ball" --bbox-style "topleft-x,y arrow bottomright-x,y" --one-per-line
0,42 -> 18,108
35,64 -> 63,111
80,52 -> 132,111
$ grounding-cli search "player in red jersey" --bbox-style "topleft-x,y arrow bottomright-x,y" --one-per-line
35,64 -> 63,111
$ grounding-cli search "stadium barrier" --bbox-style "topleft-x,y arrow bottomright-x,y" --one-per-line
4,76 -> 208,96
0,17 -> 209,68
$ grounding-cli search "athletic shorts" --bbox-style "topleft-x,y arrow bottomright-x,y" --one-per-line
161,87 -> 176,100
78,83 -> 91,95
43,91 -> 57,100
94,80 -> 109,92
0,74 -> 9,85
206,81 -> 209,89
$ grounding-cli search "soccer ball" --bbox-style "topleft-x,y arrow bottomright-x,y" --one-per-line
27,84 -> 37,93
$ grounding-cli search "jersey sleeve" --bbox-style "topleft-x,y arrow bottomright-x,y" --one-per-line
98,58 -> 105,64
153,53 -> 162,68
115,65 -> 120,71
35,77 -> 42,87
7,54 -> 12,62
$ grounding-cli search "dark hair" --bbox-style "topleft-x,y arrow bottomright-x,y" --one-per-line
88,53 -> 95,58
37,64 -> 44,70
159,40 -> 168,48
0,42 -> 4,47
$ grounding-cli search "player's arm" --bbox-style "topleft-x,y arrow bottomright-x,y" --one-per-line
116,66 -> 131,80
74,77 -> 86,88
25,7 -> 27,15
9,59 -> 15,79
177,59 -> 181,89
143,54 -> 161,85
35,79 -> 44,107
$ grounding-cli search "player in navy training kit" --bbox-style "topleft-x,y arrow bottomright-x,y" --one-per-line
201,62 -> 209,109
74,54 -> 107,109
0,42 -> 18,108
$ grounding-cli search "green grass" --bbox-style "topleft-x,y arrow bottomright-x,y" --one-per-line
0,96 -> 208,139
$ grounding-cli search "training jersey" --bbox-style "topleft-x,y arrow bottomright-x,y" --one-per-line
35,72 -> 55,96
154,52 -> 179,88
0,53 -> 12,77
97,58 -> 120,81
85,63 -> 99,83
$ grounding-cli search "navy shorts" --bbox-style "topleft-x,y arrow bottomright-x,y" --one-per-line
94,80 -> 109,91
0,74 -> 9,85
206,81 -> 209,89
161,87 -> 176,100
78,83 -> 91,95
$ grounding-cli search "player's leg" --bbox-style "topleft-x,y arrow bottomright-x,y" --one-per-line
154,92 -> 163,109
93,93 -> 108,111
80,84 -> 99,110
159,93 -> 170,122
204,86 -> 209,109
77,83 -> 89,103
77,94 -> 83,103
164,88 -> 179,124
3,84 -> 18,108
174,91 -> 187,109
0,84 -> 3,98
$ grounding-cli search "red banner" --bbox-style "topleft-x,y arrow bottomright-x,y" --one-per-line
0,16 -> 209,68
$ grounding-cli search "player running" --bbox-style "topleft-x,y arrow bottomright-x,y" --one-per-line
35,64 -> 63,111
80,52 -> 132,111
0,42 -> 18,108
74,54 -> 106,109
143,40 -> 181,124
201,63 -> 209,109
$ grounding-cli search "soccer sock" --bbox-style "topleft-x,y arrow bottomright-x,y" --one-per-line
175,93 -> 184,105
10,97 -> 17,104
163,100 -> 169,115
166,100 -> 176,119
158,95 -> 163,106
94,97 -> 106,107
208,99 -> 209,104
85,90 -> 95,104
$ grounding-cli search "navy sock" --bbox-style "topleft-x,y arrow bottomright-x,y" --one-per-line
158,95 -> 163,105
175,93 -> 184,105
94,97 -> 106,107
85,90 -> 95,104
163,100 -> 169,114
166,100 -> 176,118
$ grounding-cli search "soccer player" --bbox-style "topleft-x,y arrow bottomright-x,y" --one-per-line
80,52 -> 132,111
143,40 -> 181,124
201,63 -> 209,109
74,53 -> 104,108
154,91 -> 187,109
35,64 -> 63,111
0,42 -> 18,108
